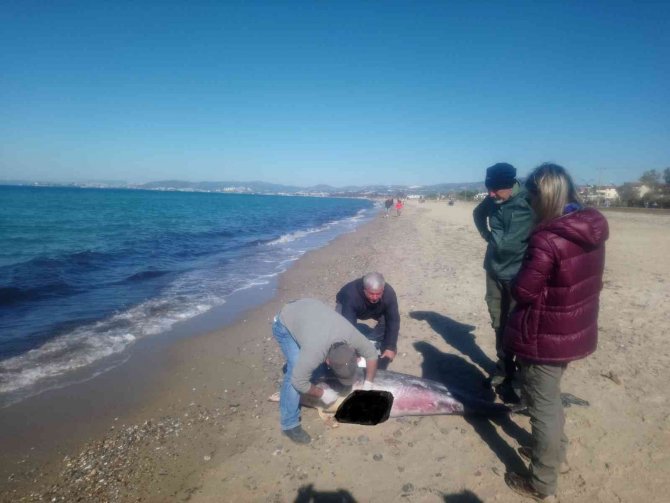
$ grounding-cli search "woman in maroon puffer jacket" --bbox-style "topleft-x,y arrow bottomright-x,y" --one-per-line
503,163 -> 608,501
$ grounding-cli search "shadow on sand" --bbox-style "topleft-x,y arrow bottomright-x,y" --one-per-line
413,340 -> 531,474
443,490 -> 485,502
410,311 -> 496,376
295,484 -> 486,502
294,484 -> 356,502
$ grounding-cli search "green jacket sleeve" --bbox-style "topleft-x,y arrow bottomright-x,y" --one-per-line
473,197 -> 493,242
494,206 -> 534,258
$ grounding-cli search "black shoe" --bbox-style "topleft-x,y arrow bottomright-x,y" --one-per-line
504,472 -> 557,501
495,379 -> 521,404
489,373 -> 506,387
283,426 -> 311,444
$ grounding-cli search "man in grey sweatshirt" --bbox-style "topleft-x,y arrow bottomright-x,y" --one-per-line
273,298 -> 379,444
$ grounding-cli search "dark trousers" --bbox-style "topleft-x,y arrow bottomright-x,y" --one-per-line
485,272 -> 517,379
519,361 -> 568,496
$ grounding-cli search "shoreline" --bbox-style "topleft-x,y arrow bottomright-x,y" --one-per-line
3,201 -> 670,502
0,276 -> 280,456
0,207 -> 387,499
0,189 -> 375,409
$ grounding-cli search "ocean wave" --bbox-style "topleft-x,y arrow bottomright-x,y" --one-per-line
0,198 -> 377,404
70,250 -> 110,266
0,287 -> 27,305
0,282 -> 81,306
0,330 -> 136,395
267,227 -> 322,245
10,250 -> 111,271
124,269 -> 170,282
0,294 -> 214,399
0,250 -> 114,300
267,209 -> 369,246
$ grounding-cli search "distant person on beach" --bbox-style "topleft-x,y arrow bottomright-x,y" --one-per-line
384,198 -> 394,217
473,162 -> 534,398
336,272 -> 400,370
272,298 -> 378,444
395,199 -> 403,216
503,163 -> 608,501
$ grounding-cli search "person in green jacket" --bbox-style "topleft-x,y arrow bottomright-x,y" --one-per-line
473,163 -> 534,398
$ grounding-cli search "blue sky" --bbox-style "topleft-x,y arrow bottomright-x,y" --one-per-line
1,1 -> 668,187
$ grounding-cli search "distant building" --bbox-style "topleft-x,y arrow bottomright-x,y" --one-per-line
581,185 -> 619,206
222,186 -> 252,193
636,184 -> 652,198
596,186 -> 619,200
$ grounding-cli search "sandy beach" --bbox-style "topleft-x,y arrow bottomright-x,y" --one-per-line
2,200 -> 670,502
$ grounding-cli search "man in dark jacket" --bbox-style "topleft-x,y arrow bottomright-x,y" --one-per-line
473,163 -> 534,392
336,272 -> 400,369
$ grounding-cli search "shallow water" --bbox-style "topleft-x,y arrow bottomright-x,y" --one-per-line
0,185 -> 375,403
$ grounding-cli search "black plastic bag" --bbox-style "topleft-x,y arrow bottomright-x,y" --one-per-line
334,390 -> 394,425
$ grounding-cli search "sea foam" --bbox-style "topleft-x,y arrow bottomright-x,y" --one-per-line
0,190 -> 377,405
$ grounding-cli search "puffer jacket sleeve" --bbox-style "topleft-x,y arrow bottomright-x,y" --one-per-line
512,233 -> 556,304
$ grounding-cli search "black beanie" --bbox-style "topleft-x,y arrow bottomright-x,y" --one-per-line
485,163 -> 516,190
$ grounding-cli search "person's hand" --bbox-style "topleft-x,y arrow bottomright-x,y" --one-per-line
353,380 -> 373,391
381,349 -> 396,361
320,387 -> 339,405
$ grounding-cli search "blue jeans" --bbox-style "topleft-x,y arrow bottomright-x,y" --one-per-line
272,316 -> 301,431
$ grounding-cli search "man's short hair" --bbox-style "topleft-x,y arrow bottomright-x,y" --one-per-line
363,272 -> 385,291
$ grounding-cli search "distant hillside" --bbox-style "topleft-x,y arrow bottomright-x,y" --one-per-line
139,179 -> 486,195
1,178 -> 487,196
139,180 -> 304,193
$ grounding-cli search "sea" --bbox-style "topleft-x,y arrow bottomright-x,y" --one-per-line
0,185 -> 376,406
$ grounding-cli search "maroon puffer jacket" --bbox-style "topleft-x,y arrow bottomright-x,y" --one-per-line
504,207 -> 609,363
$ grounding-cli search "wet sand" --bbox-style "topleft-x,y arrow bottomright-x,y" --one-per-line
2,201 -> 670,502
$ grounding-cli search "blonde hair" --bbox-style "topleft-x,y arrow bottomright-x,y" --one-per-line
525,163 -> 581,222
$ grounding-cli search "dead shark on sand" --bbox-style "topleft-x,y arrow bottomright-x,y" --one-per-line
270,369 -> 520,425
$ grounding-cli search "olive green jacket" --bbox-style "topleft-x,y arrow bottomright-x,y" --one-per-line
473,182 -> 534,281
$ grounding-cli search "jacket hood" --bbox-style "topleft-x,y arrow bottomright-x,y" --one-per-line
538,207 -> 609,248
